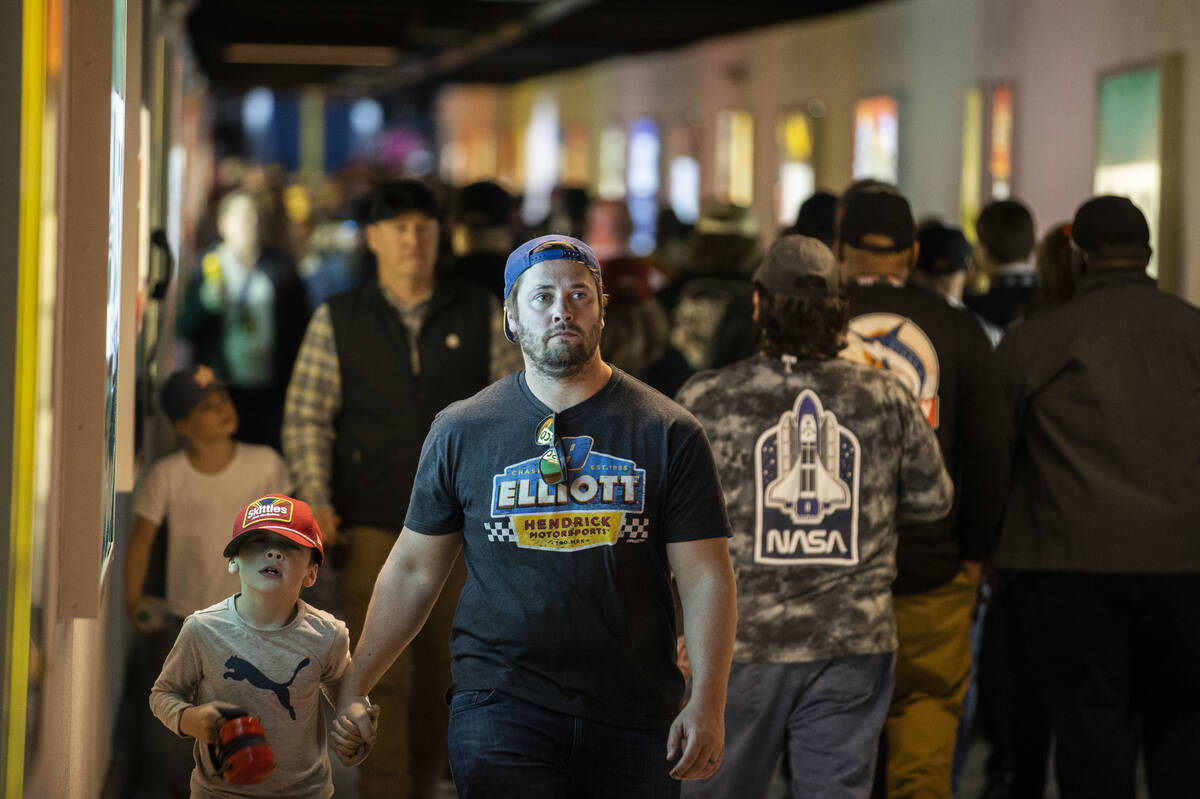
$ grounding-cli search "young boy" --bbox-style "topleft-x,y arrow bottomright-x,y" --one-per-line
150,494 -> 374,797
126,364 -> 292,631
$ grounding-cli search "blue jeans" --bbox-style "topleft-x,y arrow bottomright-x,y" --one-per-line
682,654 -> 894,799
447,689 -> 681,799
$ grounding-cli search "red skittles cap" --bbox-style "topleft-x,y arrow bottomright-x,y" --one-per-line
225,494 -> 324,564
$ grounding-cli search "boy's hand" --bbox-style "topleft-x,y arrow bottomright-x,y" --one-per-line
179,701 -> 248,744
331,701 -> 379,767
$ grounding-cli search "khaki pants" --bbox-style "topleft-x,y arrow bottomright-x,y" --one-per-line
884,571 -> 977,799
339,525 -> 466,799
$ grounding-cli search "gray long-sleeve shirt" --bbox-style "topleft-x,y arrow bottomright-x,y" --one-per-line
150,597 -> 350,798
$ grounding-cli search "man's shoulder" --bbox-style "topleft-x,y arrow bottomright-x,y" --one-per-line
146,448 -> 190,477
609,368 -> 700,426
436,275 -> 495,305
433,372 -> 523,426
234,442 -> 285,467
325,280 -> 374,313
850,284 -> 993,353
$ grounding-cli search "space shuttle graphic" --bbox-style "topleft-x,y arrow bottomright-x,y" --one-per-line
765,393 -> 852,525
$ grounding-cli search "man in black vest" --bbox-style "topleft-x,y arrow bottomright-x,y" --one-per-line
283,180 -> 519,799
834,186 -> 1008,799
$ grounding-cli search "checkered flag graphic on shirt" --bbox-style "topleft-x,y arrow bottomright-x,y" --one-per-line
484,521 -> 517,543
619,517 -> 650,541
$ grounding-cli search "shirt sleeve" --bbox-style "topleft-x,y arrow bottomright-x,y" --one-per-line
132,459 -> 169,527
896,387 -> 955,524
488,296 -> 524,383
320,621 -> 352,707
661,424 -> 733,543
403,415 -> 465,535
282,304 -> 342,510
149,616 -> 203,738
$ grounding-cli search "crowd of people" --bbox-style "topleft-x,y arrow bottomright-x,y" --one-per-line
117,157 -> 1200,799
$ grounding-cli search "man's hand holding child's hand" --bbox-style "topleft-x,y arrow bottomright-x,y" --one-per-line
179,701 -> 249,744
331,698 -> 380,767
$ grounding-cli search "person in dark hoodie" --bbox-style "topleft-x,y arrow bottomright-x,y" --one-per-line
834,184 -> 1007,799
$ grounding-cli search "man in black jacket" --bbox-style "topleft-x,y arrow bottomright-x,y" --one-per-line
994,195 -> 1200,799
835,186 -> 1008,799
283,180 -> 519,799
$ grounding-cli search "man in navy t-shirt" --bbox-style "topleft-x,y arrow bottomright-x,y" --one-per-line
335,234 -> 737,798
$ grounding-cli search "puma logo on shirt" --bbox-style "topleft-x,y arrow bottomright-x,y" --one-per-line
223,655 -> 310,720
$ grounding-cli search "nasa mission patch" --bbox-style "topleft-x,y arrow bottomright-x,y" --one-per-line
842,312 -> 941,428
488,436 -> 649,552
754,389 -> 861,566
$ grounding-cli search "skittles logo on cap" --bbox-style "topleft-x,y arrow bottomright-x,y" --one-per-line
244,496 -> 294,525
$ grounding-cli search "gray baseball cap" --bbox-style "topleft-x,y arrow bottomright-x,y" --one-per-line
753,234 -> 839,295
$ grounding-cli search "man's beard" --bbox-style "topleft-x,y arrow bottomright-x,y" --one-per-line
514,318 -> 603,378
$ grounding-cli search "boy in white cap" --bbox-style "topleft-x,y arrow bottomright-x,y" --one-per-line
150,493 -> 375,798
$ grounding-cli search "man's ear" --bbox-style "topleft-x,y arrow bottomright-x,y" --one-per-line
364,222 -> 380,256
303,563 -> 319,589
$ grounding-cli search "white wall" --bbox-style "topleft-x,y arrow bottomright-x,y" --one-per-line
439,0 -> 1200,302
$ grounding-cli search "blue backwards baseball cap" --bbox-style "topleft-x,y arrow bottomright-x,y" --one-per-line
503,234 -> 603,342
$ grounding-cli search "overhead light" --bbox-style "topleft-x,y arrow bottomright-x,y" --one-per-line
224,44 -> 399,67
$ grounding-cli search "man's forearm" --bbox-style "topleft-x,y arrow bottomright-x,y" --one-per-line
341,532 -> 462,699
677,567 -> 737,707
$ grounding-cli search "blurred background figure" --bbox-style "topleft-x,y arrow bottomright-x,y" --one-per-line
299,174 -> 367,311
784,189 -> 839,249
582,199 -> 671,380
1032,222 -> 1076,309
545,185 -> 591,240
965,199 -> 1038,330
444,180 -> 517,299
176,189 -> 310,451
652,207 -> 692,276
644,201 -> 762,397
910,220 -> 1002,345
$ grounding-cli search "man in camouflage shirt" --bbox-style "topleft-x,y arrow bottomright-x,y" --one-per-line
676,235 -> 952,799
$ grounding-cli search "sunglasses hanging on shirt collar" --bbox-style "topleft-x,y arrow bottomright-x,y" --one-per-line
536,414 -> 568,486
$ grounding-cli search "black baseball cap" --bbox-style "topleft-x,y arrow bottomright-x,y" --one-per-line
1071,195 -> 1151,258
365,180 -> 438,224
754,235 -> 839,295
915,222 -> 971,275
839,189 -> 915,253
456,181 -> 514,228
161,365 -> 226,422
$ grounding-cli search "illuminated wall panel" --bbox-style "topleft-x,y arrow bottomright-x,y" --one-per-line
959,88 -> 983,239
777,110 -> 816,226
562,123 -> 589,185
521,96 -> 559,226
597,125 -> 626,200
990,86 -> 1013,199
627,117 -> 659,255
715,110 -> 753,206
852,95 -> 898,185
1094,58 -> 1181,283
